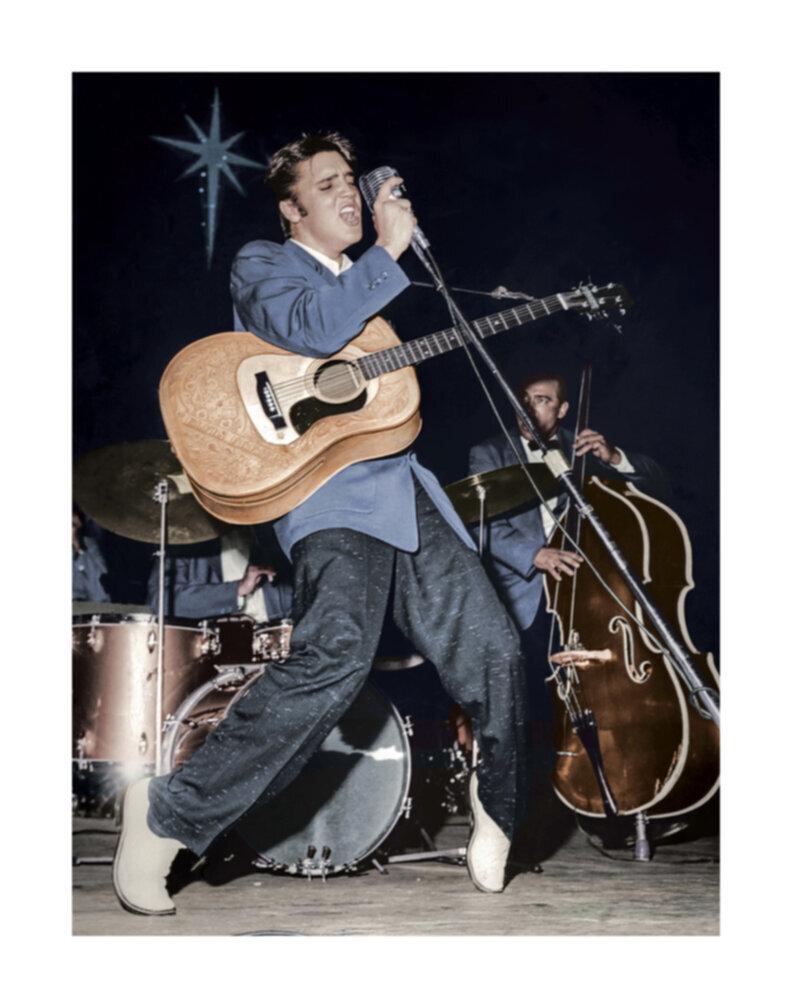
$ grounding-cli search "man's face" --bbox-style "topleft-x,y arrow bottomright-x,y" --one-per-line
280,151 -> 362,260
518,380 -> 569,439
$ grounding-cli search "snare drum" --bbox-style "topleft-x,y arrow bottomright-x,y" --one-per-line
72,611 -> 219,814
163,672 -> 412,875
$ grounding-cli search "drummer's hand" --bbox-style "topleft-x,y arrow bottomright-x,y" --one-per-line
534,547 -> 582,582
238,565 -> 275,596
574,428 -> 622,466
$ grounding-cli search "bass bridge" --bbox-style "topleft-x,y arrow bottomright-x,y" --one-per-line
549,631 -> 619,817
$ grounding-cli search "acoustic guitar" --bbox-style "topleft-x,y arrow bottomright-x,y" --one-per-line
159,283 -> 630,524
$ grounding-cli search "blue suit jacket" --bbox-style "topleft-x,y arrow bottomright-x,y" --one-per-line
146,549 -> 293,621
72,536 -> 111,603
230,238 -> 475,557
468,427 -> 669,631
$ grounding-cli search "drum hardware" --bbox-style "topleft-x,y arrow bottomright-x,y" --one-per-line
212,663 -> 267,681
75,734 -> 88,770
317,848 -> 333,881
86,615 -> 101,650
298,845 -> 333,881
433,740 -> 471,815
153,479 -> 168,774
383,846 -> 467,865
198,620 -> 221,656
301,847 -> 315,872
251,620 -> 293,662
634,810 -> 651,861
419,827 -> 437,850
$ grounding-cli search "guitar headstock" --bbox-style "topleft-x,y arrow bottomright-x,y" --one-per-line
565,282 -> 633,321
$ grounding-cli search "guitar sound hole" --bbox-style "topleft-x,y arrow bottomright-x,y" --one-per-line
313,360 -> 362,403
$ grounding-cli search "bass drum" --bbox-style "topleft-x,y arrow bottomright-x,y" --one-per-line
163,672 -> 412,876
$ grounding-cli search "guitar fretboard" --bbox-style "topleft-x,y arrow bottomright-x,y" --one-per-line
357,295 -> 567,380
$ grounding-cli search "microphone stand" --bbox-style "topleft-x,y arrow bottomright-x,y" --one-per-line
409,279 -> 536,300
414,244 -> 720,728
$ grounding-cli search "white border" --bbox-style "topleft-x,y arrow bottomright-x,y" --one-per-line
5,0 -> 789,998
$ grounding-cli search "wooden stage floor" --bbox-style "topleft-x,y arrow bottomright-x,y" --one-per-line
72,796 -> 719,937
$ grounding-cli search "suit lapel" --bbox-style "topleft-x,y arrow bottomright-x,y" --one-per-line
284,239 -> 338,284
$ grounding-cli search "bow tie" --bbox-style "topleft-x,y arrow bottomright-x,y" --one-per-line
526,438 -> 560,452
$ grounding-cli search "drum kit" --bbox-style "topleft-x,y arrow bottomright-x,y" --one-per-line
73,442 -> 546,875
73,441 -> 505,876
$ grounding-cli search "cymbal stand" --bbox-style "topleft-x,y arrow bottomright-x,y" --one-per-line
153,478 -> 169,775
476,484 -> 487,556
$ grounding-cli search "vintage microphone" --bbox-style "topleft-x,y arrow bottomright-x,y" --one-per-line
358,166 -> 435,274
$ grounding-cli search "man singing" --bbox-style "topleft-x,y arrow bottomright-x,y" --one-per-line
113,132 -> 531,914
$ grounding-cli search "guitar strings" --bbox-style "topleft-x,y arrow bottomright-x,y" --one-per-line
263,297 -> 566,400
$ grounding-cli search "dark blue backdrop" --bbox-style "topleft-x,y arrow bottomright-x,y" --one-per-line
73,72 -> 718,656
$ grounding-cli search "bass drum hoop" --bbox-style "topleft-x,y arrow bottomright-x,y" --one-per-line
161,675 -> 412,875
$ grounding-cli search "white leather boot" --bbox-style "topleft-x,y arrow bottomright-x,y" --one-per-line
113,777 -> 185,915
466,769 -> 510,893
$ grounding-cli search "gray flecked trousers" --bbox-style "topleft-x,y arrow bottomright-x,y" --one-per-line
148,483 -> 529,855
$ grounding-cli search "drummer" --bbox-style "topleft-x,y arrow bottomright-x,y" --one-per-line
146,525 -> 292,623
72,505 -> 111,603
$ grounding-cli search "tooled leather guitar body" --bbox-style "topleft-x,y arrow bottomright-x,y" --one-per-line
159,317 -> 422,524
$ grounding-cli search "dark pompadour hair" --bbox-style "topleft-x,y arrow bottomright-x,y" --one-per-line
517,372 -> 568,404
265,131 -> 358,237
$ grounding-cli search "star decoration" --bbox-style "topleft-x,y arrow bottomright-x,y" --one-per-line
153,89 -> 265,266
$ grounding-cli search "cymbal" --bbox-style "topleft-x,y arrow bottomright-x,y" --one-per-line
444,463 -> 561,525
74,440 -> 223,545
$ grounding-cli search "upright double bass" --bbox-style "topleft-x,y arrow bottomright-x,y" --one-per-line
544,366 -> 719,823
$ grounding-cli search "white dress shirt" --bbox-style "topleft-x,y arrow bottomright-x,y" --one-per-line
289,239 -> 353,277
519,434 -> 635,539
220,529 -> 269,622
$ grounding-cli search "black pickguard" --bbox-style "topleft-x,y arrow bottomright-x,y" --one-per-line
290,390 -> 369,436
